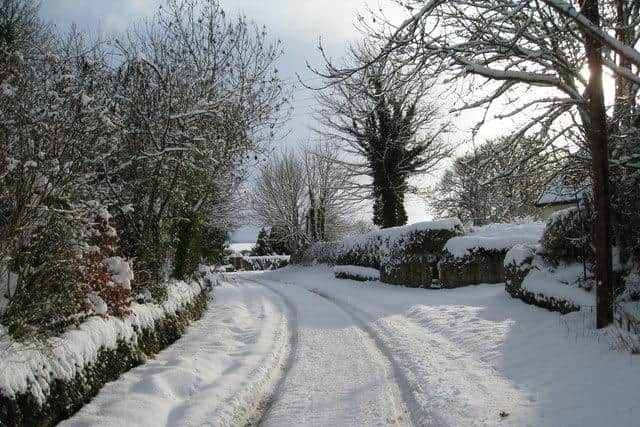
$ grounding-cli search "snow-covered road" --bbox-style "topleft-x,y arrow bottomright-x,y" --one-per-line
64,266 -> 640,426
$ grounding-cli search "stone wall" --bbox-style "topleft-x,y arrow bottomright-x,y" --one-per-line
300,219 -> 464,288
438,249 -> 507,288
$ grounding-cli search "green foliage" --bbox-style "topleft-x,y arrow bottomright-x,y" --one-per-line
365,78 -> 424,228
267,226 -> 291,255
253,228 -> 271,256
3,215 -> 84,339
541,204 -> 594,266
201,226 -> 227,265
171,200 -> 206,281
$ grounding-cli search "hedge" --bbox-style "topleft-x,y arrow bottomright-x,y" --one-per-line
0,280 -> 210,427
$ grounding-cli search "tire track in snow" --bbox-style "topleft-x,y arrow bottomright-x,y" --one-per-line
307,288 -> 448,427
240,278 -> 299,427
247,276 -> 416,427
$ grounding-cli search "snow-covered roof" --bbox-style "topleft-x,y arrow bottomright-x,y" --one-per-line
535,176 -> 585,206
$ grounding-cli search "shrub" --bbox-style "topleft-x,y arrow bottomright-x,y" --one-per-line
541,205 -> 593,266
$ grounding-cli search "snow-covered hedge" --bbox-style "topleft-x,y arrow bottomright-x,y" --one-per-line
300,218 -> 464,287
439,249 -> 507,288
438,223 -> 544,288
378,219 -> 463,287
333,265 -> 380,282
244,255 -> 290,271
504,245 -> 589,314
541,207 -> 593,265
229,255 -> 289,271
0,279 -> 210,427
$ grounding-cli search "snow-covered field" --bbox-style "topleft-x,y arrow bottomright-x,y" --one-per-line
64,266 -> 640,426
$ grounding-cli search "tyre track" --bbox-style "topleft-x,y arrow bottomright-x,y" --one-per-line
240,278 -> 299,427
247,276 -> 419,427
306,288 -> 448,427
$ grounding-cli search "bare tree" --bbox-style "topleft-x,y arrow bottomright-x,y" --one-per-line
252,150 -> 308,254
302,142 -> 357,241
429,137 -> 562,224
252,145 -> 357,254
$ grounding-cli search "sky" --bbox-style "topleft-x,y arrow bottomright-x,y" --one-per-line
38,0 -> 493,241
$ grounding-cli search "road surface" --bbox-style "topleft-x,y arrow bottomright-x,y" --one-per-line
63,267 -> 640,427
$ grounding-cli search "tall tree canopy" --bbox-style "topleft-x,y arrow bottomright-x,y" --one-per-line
313,49 -> 450,228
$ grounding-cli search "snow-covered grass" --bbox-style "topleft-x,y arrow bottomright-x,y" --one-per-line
333,265 -> 380,281
0,280 -> 205,405
444,222 -> 544,258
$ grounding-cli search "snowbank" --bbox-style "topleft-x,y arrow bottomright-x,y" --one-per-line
505,250 -> 591,314
0,279 -> 209,426
521,263 -> 594,308
334,265 -> 380,282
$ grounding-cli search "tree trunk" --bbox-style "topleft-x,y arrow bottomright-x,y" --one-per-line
581,0 -> 614,328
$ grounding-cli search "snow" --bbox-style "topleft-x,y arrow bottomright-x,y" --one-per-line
521,262 -> 594,308
444,222 -> 545,258
536,179 -> 582,206
548,206 -> 576,223
63,266 -> 640,426
0,280 -> 204,404
85,292 -> 108,316
504,244 -> 537,267
103,256 -> 134,290
334,265 -> 380,280
347,217 -> 462,245
62,278 -> 290,427
228,242 -> 255,255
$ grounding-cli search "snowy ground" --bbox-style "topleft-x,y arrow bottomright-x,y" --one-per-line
65,266 -> 640,426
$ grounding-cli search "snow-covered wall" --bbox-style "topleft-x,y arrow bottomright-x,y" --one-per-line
230,255 -> 290,271
333,265 -> 380,282
438,223 -> 545,288
504,245 -> 588,314
301,218 -> 464,287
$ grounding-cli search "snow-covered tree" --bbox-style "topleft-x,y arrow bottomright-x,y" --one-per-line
313,46 -> 450,228
253,228 -> 272,256
0,1 -> 124,336
107,0 -> 289,287
430,137 -> 560,224
0,0 -> 289,337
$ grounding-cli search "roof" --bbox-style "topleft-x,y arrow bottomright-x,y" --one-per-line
535,176 -> 586,207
